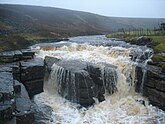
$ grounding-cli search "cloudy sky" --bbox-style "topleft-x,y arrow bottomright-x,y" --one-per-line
0,0 -> 165,18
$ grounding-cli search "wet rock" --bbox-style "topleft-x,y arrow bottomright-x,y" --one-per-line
87,64 -> 103,86
44,56 -> 60,71
21,49 -> 35,60
0,100 -> 15,123
136,64 -> 165,110
75,70 -> 94,89
23,79 -> 44,97
78,98 -> 95,107
0,51 -> 14,63
0,64 -> 13,72
0,72 -> 14,101
14,80 -> 21,94
135,99 -> 145,106
135,66 -> 144,93
33,104 -> 53,124
52,60 -> 96,106
0,72 -> 15,123
0,50 -> 45,123
15,82 -> 34,124
143,86 -> 165,110
102,64 -> 118,94
20,58 -> 45,97
13,51 -> 23,61
12,58 -> 45,97
0,49 -> 35,63
52,60 -> 118,106
20,58 -> 45,81
12,64 -> 21,81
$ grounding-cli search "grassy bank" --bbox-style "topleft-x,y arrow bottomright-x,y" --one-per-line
106,32 -> 165,71
0,33 -> 67,52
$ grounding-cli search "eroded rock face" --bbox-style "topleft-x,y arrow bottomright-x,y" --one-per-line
15,80 -> 34,124
0,72 -> 15,123
135,65 -> 165,110
46,59 -> 118,107
0,49 -> 45,123
0,65 -> 36,124
12,58 -> 45,97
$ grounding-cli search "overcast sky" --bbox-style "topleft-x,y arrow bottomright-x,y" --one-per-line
0,0 -> 165,18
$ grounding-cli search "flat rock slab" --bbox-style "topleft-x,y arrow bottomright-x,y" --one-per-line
0,65 -> 13,72
0,49 -> 35,63
21,49 -> 35,59
0,51 -> 15,63
56,60 -> 87,72
20,58 -> 45,81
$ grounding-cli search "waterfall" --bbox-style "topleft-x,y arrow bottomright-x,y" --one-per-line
33,35 -> 165,124
133,47 -> 153,95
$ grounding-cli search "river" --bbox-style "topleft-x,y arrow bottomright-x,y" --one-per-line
31,35 -> 165,124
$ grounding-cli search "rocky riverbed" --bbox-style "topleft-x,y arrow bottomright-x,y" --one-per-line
0,35 -> 165,124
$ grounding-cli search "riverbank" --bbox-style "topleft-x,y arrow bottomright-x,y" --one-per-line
0,34 -> 69,52
106,34 -> 165,72
107,34 -> 165,110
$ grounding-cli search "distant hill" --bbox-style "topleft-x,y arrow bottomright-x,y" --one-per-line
0,4 -> 165,37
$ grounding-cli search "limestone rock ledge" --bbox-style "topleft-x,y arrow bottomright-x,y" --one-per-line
0,50 -> 45,124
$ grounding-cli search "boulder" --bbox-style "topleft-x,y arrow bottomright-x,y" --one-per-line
51,60 -> 118,106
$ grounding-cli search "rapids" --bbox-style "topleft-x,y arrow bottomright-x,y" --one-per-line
32,35 -> 165,124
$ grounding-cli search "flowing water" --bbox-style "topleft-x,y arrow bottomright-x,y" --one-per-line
32,35 -> 165,124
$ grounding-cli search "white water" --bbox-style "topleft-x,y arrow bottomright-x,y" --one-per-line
33,36 -> 165,124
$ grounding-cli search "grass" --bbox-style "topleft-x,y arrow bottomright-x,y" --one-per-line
0,35 -> 31,51
152,54 -> 165,62
146,36 -> 165,53
106,32 -> 165,54
0,33 -> 63,52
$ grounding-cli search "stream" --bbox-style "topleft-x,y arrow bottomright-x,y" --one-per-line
31,35 -> 165,124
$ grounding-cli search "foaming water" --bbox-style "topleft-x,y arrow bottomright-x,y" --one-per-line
33,35 -> 165,124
